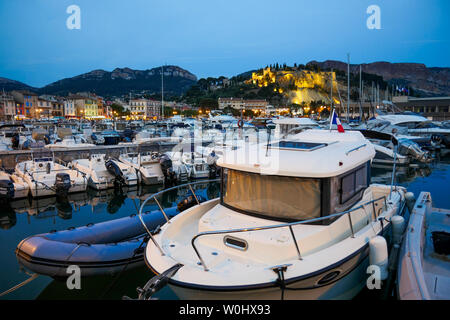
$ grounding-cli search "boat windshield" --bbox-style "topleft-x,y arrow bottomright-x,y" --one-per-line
221,169 -> 321,221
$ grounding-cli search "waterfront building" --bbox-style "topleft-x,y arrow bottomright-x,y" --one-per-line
0,92 -> 16,121
218,97 -> 244,110
11,90 -> 39,119
63,98 -> 76,117
393,96 -> 450,121
129,98 -> 148,119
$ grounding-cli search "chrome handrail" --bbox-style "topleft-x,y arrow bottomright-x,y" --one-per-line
191,195 -> 389,271
138,178 -> 221,256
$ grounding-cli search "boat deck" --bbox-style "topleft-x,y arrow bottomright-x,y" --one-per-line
423,207 -> 450,299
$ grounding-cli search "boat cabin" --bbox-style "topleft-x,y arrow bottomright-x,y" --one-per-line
216,129 -> 375,223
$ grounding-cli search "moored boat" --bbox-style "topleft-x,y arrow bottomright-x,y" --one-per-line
397,192 -> 450,300
139,129 -> 406,300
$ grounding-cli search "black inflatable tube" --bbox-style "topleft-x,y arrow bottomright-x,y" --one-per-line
16,206 -> 178,278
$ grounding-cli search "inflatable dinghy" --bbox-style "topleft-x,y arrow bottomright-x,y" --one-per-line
16,206 -> 179,278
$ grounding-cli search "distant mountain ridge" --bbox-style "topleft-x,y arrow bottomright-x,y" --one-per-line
307,60 -> 450,96
0,77 -> 37,92
40,65 -> 197,96
1,65 -> 197,97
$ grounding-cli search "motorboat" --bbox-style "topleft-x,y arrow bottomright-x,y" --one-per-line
45,135 -> 95,149
397,192 -> 450,300
357,129 -> 430,165
0,171 -> 29,199
140,129 -> 406,300
71,154 -> 116,190
163,152 -> 190,183
119,152 -> 165,185
377,114 -> 450,139
181,152 -> 210,180
104,158 -> 138,187
15,157 -> 88,198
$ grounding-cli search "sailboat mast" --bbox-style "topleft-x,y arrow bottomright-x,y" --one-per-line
347,53 -> 350,122
161,65 -> 164,119
330,68 -> 333,110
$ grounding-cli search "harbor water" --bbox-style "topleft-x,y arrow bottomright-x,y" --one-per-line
1,154 -> 449,300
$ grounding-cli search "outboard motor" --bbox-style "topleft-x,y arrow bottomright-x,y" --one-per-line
105,159 -> 125,188
55,173 -> 71,196
398,138 -> 431,163
22,139 -> 31,150
159,154 -> 177,186
177,194 -> 206,212
431,134 -> 450,149
207,151 -> 219,178
43,134 -> 51,145
0,179 -> 14,200
11,133 -> 20,150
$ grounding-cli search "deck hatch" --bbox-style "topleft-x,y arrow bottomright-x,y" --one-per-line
268,140 -> 328,151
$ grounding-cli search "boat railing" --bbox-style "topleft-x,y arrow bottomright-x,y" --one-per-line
138,179 -> 221,256
138,179 -> 397,272
191,194 -> 390,271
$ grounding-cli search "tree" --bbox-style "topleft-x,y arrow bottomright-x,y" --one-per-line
198,98 -> 218,110
110,103 -> 129,117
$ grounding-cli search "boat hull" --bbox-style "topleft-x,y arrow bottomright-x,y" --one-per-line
158,245 -> 372,300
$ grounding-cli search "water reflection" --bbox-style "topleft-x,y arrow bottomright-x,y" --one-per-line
6,185 -> 169,226
2,155 -> 449,300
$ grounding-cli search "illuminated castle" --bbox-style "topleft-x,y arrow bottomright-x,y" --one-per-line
248,67 -> 340,105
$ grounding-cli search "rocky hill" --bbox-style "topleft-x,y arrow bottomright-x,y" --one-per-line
39,65 -> 197,96
0,77 -> 37,92
307,60 -> 450,97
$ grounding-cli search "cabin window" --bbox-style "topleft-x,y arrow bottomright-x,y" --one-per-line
340,164 -> 368,204
221,169 -> 321,222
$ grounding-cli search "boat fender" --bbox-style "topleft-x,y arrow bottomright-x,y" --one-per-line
369,236 -> 388,281
391,215 -> 405,245
405,192 -> 415,214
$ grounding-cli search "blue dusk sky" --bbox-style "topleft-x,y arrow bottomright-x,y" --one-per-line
0,0 -> 449,87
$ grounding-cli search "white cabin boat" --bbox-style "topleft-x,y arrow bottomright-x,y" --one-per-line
119,152 -> 164,185
15,158 -> 88,198
141,129 -> 406,300
71,154 -> 116,190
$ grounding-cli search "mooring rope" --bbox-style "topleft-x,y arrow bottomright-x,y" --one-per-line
0,273 -> 39,297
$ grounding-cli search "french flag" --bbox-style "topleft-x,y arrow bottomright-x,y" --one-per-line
330,109 -> 345,133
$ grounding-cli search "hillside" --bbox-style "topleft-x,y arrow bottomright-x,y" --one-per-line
0,77 -> 36,92
39,65 -> 197,96
307,60 -> 450,97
